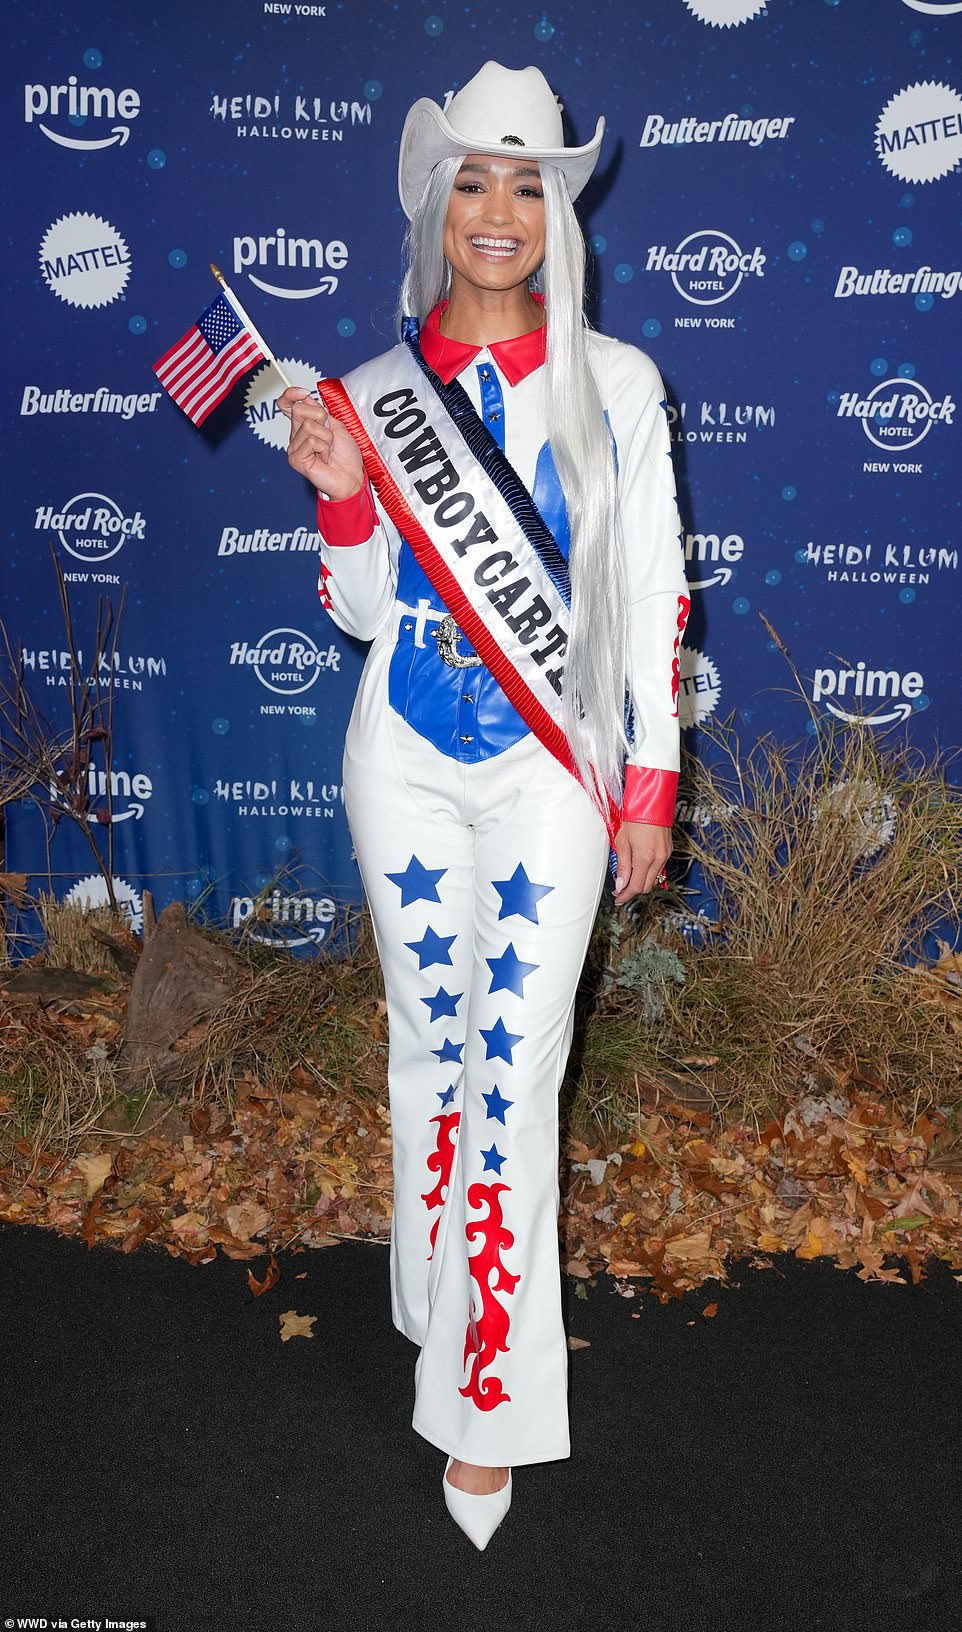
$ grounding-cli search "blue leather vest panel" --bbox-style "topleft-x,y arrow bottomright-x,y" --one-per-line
387,364 -> 572,764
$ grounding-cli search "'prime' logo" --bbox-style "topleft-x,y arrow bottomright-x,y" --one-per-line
811,661 -> 925,725
24,75 -> 140,150
232,228 -> 348,297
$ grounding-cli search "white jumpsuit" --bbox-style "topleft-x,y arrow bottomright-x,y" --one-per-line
315,305 -> 689,1466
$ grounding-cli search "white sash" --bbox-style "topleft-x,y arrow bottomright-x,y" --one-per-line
319,343 -> 618,837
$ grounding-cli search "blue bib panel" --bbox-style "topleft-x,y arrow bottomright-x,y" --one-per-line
387,363 -> 572,764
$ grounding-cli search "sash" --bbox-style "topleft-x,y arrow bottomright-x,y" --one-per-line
318,326 -> 620,842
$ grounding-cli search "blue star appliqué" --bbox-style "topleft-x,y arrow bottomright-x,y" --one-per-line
432,1037 -> 464,1066
491,863 -> 554,924
479,1016 -> 524,1065
420,986 -> 463,1023
405,925 -> 456,970
437,1084 -> 458,1107
482,1084 -> 514,1125
486,943 -> 539,998
481,1143 -> 507,1174
385,855 -> 446,908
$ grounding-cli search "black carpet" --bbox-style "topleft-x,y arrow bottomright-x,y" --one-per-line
2,1222 -> 961,1632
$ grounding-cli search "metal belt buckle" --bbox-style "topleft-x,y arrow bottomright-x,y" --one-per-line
432,614 -> 482,669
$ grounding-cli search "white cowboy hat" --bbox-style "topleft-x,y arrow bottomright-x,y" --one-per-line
397,60 -> 605,220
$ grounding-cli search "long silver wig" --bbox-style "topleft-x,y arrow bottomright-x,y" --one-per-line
396,157 -> 630,815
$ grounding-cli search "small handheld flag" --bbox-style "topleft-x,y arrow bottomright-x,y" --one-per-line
153,291 -> 266,425
153,267 -> 298,425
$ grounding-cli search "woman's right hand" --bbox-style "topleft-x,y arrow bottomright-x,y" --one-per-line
276,386 -> 365,500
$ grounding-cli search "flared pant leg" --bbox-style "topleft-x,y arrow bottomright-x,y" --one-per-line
342,642 -> 609,1466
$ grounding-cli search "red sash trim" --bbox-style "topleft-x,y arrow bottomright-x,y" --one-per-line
319,374 -> 619,843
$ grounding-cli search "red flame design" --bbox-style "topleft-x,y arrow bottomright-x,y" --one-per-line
459,1181 -> 520,1412
420,1110 -> 460,1260
671,593 -> 692,717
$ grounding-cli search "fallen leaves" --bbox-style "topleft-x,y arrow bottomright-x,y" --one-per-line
0,1022 -> 960,1309
279,1310 -> 316,1341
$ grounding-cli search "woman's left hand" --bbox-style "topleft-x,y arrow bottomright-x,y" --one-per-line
612,821 -> 671,905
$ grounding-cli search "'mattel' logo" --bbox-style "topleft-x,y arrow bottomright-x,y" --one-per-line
677,648 -> 722,729
64,873 -> 144,932
35,492 -> 145,563
40,212 -> 130,309
811,661 -> 926,725
875,81 -> 962,185
684,529 -> 745,589
836,378 -> 955,452
229,629 -> 340,696
245,357 -> 321,449
646,230 -> 765,306
682,0 -> 767,25
25,75 -> 140,150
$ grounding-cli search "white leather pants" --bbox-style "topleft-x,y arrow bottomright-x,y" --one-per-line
342,630 -> 609,1466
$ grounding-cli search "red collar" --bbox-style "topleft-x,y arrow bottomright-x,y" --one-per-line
418,298 -> 547,386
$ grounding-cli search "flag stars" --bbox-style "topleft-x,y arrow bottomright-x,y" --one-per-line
491,863 -> 554,924
481,1143 -> 507,1175
405,925 -> 457,969
437,1084 -> 458,1107
482,1084 -> 514,1125
479,1016 -> 524,1065
432,1037 -> 465,1066
385,855 -> 447,908
420,986 -> 463,1023
486,942 -> 539,998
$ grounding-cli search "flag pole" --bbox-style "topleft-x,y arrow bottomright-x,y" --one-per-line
210,263 -> 295,391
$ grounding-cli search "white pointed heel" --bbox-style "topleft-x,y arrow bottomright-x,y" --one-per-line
442,1455 -> 513,1550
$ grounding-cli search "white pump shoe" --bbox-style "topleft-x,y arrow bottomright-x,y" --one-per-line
442,1456 -> 513,1550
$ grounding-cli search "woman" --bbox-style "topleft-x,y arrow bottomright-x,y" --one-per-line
279,61 -> 690,1550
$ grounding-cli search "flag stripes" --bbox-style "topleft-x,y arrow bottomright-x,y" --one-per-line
153,293 -> 266,426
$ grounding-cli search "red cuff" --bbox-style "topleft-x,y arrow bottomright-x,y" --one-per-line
620,765 -> 678,828
316,476 -> 378,546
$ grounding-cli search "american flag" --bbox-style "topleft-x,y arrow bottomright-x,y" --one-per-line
153,292 -> 266,425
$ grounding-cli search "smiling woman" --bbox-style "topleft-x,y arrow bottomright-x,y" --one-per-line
276,60 -> 690,1551
441,157 -> 546,301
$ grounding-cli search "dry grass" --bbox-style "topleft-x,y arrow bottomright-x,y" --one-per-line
0,1005 -> 120,1169
185,906 -> 386,1115
3,718 -> 960,1163
567,720 -> 962,1135
38,893 -> 125,977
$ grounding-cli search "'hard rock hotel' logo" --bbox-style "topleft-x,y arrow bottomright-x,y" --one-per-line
836,378 -> 955,453
646,230 -> 765,306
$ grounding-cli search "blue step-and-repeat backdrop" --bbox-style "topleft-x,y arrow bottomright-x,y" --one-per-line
3,0 -> 960,951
